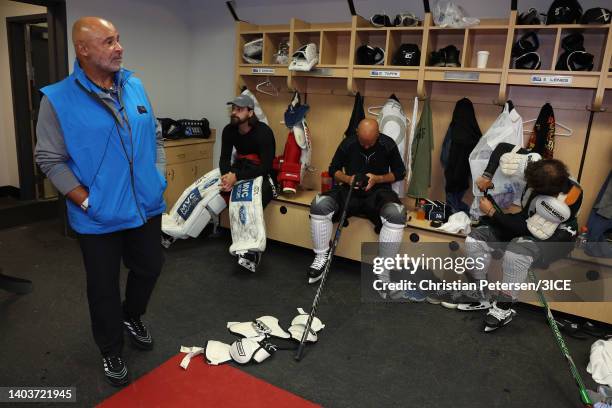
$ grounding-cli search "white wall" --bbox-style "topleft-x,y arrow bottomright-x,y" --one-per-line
0,1 -> 46,188
65,0 -> 193,118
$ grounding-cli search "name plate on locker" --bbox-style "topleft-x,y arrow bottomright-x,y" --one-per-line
444,71 -> 480,81
308,68 -> 333,76
370,70 -> 400,78
251,68 -> 275,74
530,75 -> 573,85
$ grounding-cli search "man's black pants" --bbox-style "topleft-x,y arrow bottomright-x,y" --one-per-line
77,215 -> 163,356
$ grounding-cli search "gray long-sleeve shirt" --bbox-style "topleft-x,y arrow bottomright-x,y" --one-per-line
35,92 -> 165,196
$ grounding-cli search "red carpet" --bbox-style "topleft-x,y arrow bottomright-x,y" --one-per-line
97,354 -> 320,408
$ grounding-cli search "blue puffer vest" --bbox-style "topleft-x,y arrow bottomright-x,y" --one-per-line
41,60 -> 166,234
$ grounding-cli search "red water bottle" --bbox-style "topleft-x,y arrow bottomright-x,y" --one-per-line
321,171 -> 332,193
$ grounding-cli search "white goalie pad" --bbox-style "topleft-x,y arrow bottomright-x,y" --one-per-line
375,97 -> 408,196
229,177 -> 267,255
229,337 -> 276,364
500,145 -> 542,176
290,308 -> 326,333
287,308 -> 326,343
204,341 -> 232,366
526,194 -> 571,240
293,120 -> 312,185
288,324 -> 318,343
162,168 -> 227,240
227,316 -> 291,339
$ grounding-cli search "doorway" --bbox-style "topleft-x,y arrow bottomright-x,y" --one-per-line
2,0 -> 68,231
7,13 -> 50,201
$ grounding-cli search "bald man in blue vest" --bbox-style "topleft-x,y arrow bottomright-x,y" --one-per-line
35,17 -> 165,386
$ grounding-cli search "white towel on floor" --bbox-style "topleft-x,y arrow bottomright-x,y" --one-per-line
588,339 -> 612,388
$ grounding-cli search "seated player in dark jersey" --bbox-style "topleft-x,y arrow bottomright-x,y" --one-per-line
447,142 -> 582,332
307,118 -> 407,295
219,94 -> 277,272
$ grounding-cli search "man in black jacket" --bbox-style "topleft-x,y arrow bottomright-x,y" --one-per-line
308,119 -> 407,293
449,142 -> 582,332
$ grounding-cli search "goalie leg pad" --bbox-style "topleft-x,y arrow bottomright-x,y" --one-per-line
229,177 -> 267,255
464,235 -> 493,279
310,194 -> 338,254
501,245 -> 535,299
162,168 -> 226,239
278,131 -> 303,194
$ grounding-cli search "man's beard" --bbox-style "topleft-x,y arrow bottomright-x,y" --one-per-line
230,115 -> 248,125
92,54 -> 122,73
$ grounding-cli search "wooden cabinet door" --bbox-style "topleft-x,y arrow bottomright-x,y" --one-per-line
163,162 -> 195,208
193,158 -> 213,179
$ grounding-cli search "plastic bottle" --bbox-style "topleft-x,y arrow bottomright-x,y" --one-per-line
577,226 -> 588,249
321,171 -> 332,193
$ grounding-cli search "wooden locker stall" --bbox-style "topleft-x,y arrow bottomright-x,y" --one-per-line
229,3 -> 612,323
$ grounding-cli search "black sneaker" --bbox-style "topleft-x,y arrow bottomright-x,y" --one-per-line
123,314 -> 154,350
308,252 -> 328,284
102,356 -> 129,386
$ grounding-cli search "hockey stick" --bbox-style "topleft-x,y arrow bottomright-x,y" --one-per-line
527,268 -> 593,407
295,178 -> 357,361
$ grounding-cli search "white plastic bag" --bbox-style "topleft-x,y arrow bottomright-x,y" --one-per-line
469,102 -> 524,218
433,1 -> 480,28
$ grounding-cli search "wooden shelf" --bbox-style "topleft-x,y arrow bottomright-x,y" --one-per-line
406,211 -> 467,238
429,26 -> 468,31
426,67 -> 502,72
242,29 -> 290,34
273,189 -> 318,206
356,27 -> 389,32
234,15 -> 612,102
515,24 -> 611,30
